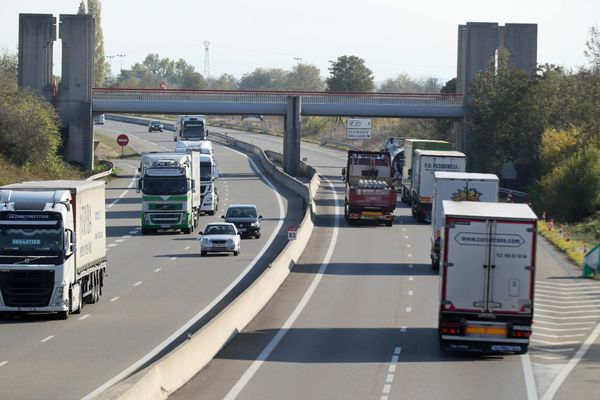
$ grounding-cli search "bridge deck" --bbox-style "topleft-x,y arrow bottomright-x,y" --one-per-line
92,89 -> 464,118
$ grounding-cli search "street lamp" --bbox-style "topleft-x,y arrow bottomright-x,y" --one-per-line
293,57 -> 302,64
106,55 -> 115,74
115,54 -> 126,72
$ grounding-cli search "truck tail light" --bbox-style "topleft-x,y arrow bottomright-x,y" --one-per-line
510,325 -> 532,338
440,321 -> 462,335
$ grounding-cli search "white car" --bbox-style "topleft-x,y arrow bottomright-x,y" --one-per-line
199,222 -> 240,256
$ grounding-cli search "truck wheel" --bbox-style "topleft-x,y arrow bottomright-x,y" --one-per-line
141,228 -> 152,235
201,251 -> 207,257
233,250 -> 239,256
417,209 -> 425,223
183,227 -> 192,234
57,311 -> 68,320
385,220 -> 393,227
207,210 -> 215,216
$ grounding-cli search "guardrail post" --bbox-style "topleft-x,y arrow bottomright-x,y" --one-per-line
284,96 -> 301,176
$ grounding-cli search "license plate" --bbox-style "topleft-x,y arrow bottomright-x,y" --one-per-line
466,326 -> 506,336
239,228 -> 246,232
20,307 -> 36,311
362,211 -> 382,216
491,345 -> 522,352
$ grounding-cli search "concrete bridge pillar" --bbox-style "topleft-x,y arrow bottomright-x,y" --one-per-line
18,14 -> 56,102
284,96 -> 301,176
57,14 -> 95,170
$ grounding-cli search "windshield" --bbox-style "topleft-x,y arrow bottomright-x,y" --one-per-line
205,225 -> 236,235
200,161 -> 212,181
182,122 -> 206,139
0,224 -> 64,253
143,177 -> 188,195
226,207 -> 257,218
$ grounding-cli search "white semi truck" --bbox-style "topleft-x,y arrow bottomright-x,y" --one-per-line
138,152 -> 201,234
438,201 -> 537,354
0,180 -> 107,319
430,172 -> 499,269
410,150 -> 466,222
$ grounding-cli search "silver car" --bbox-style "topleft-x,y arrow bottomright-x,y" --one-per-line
199,222 -> 241,256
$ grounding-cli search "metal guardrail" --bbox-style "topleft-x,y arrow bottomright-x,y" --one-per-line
322,139 -> 360,151
86,161 -> 114,181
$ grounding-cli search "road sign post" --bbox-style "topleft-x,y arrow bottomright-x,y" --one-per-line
347,118 -> 372,140
117,134 -> 129,159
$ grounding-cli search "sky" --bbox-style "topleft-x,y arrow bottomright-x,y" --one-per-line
1,0 -> 599,84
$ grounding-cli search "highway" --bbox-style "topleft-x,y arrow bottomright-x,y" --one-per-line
170,128 -> 600,400
0,121 -> 303,400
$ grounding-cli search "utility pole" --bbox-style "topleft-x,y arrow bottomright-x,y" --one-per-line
116,53 -> 126,72
203,41 -> 210,78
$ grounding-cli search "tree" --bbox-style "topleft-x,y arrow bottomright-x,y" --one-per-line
286,63 -> 324,91
0,52 -> 18,92
211,73 -> 239,90
239,68 -> 287,90
584,26 -> 600,70
77,1 -> 86,14
85,0 -> 105,87
469,50 -> 543,189
326,55 -> 374,92
378,73 -> 440,93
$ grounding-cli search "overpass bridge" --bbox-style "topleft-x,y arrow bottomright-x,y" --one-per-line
18,14 -> 537,173
92,88 -> 464,175
91,88 -> 464,118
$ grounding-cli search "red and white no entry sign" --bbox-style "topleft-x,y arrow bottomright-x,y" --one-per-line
117,134 -> 129,147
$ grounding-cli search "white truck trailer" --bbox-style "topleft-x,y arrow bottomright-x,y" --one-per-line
0,180 -> 107,319
410,150 -> 466,222
430,172 -> 499,269
438,201 -> 537,354
138,152 -> 201,234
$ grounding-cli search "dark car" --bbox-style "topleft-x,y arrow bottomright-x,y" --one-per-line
222,204 -> 262,239
148,120 -> 164,132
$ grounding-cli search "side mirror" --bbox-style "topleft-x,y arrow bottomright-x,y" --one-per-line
259,215 -> 263,219
136,179 -> 142,193
220,215 -> 225,219
190,179 -> 196,193
69,230 -> 77,254
341,167 -> 346,182
198,231 -> 203,235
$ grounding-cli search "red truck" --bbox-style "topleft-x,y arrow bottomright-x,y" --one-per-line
342,151 -> 397,226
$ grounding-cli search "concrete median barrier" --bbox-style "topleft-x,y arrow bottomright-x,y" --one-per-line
98,126 -> 319,400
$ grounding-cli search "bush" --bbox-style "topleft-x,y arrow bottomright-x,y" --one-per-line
0,89 -> 62,166
534,145 -> 600,221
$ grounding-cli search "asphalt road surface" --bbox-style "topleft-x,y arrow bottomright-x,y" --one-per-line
170,128 -> 600,400
0,120 -> 303,400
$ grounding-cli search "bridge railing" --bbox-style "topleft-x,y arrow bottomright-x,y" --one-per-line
92,88 -> 463,107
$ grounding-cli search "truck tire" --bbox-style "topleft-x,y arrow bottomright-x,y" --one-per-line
141,228 -> 153,235
183,227 -> 192,234
57,311 -> 68,320
207,210 -> 215,216
385,220 -> 393,227
417,207 -> 425,223
201,250 -> 207,257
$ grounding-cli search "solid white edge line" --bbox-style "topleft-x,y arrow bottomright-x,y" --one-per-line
521,353 -> 538,400
542,322 -> 600,400
82,141 -> 286,400
222,179 -> 339,400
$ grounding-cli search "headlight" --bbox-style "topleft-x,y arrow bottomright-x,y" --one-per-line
226,239 -> 234,244
202,238 -> 211,244
250,222 -> 259,227
51,284 -> 66,306
204,194 -> 213,202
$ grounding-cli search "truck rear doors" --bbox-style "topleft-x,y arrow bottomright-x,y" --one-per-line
443,218 -> 535,314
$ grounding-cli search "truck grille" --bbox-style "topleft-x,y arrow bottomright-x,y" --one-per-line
0,270 -> 55,307
149,203 -> 182,211
149,213 -> 183,224
212,240 -> 227,245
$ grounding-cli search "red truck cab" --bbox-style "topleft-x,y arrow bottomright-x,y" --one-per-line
342,151 -> 397,226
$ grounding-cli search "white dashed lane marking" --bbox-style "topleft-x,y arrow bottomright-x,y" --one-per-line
184,246 -> 190,250
110,297 -> 119,302
115,239 -> 125,243
79,314 -> 90,321
154,268 -> 161,272
0,361 -> 7,368
170,257 -> 177,261
107,244 -> 118,247
40,336 -> 54,343
134,281 -> 142,287
408,290 -> 413,296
